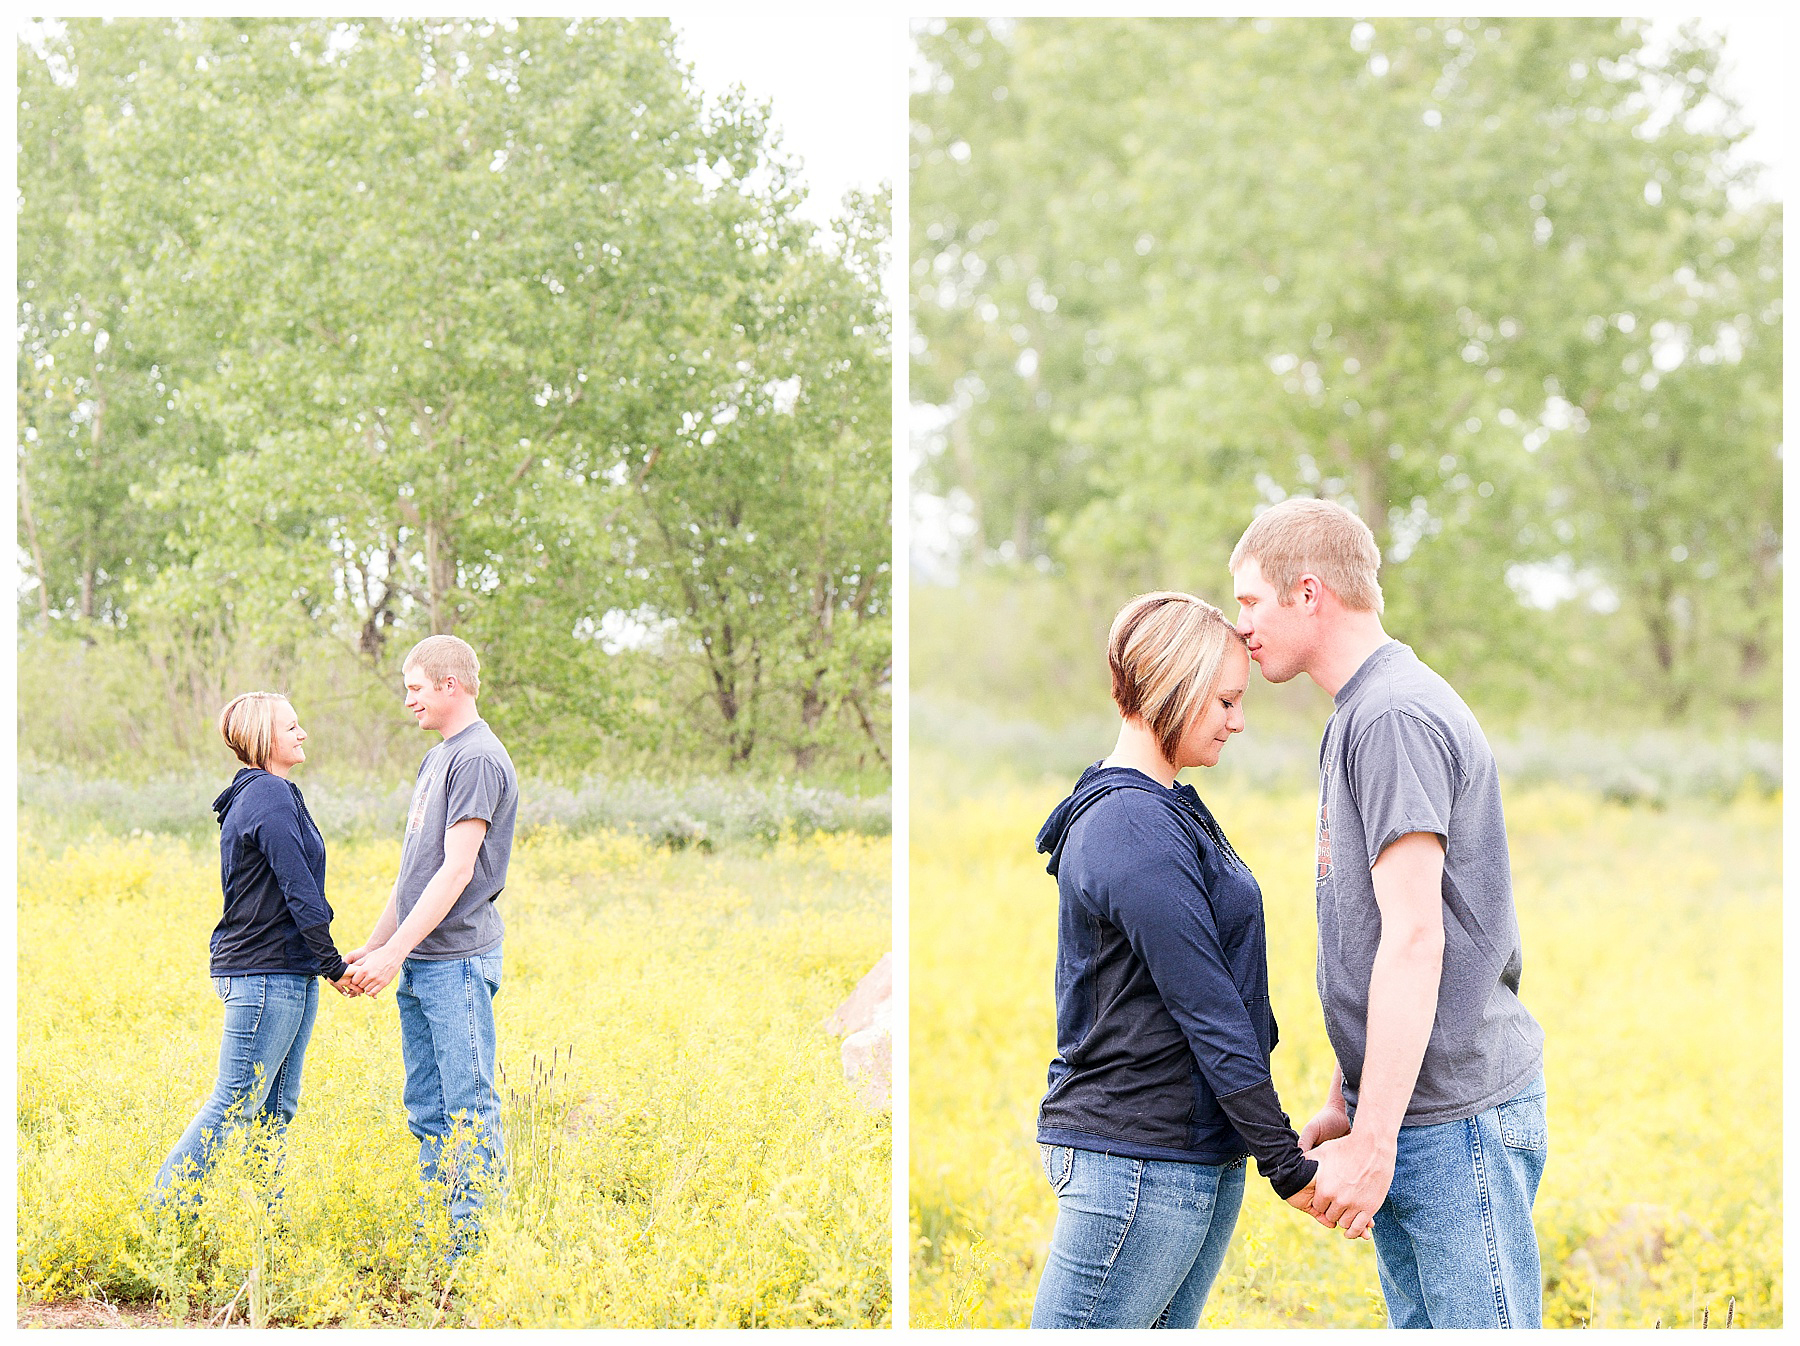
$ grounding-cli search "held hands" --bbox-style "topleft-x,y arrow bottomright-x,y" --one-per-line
329,971 -> 362,998
1302,1131 -> 1389,1240
344,942 -> 404,997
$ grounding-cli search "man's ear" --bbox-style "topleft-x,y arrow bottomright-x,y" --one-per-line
1296,574 -> 1324,612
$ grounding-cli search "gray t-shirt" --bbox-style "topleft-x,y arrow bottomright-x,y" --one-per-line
396,718 -> 518,960
1316,641 -> 1543,1126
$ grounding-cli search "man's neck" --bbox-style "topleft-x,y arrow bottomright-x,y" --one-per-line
436,703 -> 482,741
1307,615 -> 1392,699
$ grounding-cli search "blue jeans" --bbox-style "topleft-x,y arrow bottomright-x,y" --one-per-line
1031,1145 -> 1246,1329
396,951 -> 506,1233
1367,1075 -> 1549,1328
152,973 -> 319,1202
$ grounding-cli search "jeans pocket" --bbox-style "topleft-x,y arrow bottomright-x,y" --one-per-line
1497,1091 -> 1548,1152
478,952 -> 502,996
213,976 -> 232,1001
1040,1144 -> 1075,1195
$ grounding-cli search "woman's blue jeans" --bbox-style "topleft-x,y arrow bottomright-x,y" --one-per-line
1031,1145 -> 1246,1329
152,973 -> 319,1202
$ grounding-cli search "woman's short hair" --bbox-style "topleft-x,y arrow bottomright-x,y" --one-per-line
404,634 -> 481,697
218,691 -> 293,770
1108,592 -> 1245,763
1229,497 -> 1384,613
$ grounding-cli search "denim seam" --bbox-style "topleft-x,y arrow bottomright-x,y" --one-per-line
1077,1158 -> 1143,1327
464,959 -> 482,1128
1468,1117 -> 1509,1328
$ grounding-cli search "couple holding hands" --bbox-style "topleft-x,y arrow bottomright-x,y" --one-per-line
1031,499 -> 1548,1330
149,635 -> 518,1255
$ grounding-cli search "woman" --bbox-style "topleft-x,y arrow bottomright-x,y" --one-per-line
1029,592 -> 1318,1329
150,691 -> 356,1205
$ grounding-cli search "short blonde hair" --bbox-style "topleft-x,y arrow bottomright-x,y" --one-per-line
1229,498 -> 1384,613
218,691 -> 293,771
404,634 -> 481,697
1108,592 -> 1245,764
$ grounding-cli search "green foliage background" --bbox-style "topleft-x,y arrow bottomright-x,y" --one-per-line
911,17 -> 1779,734
20,17 -> 891,782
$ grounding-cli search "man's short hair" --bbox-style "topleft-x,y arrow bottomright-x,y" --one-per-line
404,634 -> 482,697
1229,497 -> 1384,612
1108,591 -> 1245,764
218,691 -> 291,771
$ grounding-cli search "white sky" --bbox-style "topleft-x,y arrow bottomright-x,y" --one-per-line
671,12 -> 903,231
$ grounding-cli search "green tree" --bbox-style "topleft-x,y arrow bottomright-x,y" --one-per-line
19,18 -> 892,773
912,17 -> 1779,723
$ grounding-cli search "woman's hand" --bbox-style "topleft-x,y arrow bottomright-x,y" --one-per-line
1284,1180 -> 1318,1213
330,972 -> 361,997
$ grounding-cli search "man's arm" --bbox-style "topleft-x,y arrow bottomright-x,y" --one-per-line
1307,830 -> 1446,1238
1299,1064 -> 1349,1151
347,818 -> 488,996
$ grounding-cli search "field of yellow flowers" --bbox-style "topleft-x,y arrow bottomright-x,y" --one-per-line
910,769 -> 1781,1329
18,823 -> 890,1328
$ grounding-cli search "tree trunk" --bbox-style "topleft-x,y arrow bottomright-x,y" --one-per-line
18,461 -> 52,623
424,517 -> 457,634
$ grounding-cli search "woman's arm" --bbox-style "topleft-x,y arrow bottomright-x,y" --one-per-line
1099,806 -> 1317,1200
251,791 -> 348,982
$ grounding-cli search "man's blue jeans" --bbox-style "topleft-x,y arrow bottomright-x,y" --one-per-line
1030,1145 -> 1246,1329
1369,1074 -> 1549,1328
152,973 -> 319,1201
396,951 -> 506,1233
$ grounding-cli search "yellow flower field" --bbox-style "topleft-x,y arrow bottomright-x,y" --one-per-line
18,824 -> 891,1328
910,772 -> 1781,1328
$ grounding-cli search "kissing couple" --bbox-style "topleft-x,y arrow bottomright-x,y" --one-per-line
1030,499 -> 1547,1330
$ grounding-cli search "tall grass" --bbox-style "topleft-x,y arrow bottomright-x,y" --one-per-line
18,766 -> 890,849
18,825 -> 891,1327
909,758 -> 1781,1328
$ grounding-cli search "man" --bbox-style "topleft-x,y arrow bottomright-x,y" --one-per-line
1229,498 -> 1547,1328
346,634 -> 518,1248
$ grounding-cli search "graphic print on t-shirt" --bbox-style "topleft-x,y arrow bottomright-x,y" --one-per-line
1316,763 -> 1333,882
405,756 -> 442,837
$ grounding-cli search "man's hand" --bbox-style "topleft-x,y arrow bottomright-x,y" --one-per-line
346,943 -> 404,997
1299,1101 -> 1352,1153
1307,1133 -> 1388,1239
330,972 -> 362,998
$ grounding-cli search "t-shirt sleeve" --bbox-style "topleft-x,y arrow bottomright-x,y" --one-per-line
444,751 -> 507,829
1347,709 -> 1460,866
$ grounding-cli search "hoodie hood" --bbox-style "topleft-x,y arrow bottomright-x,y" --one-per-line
212,767 -> 269,826
1037,763 -> 1192,877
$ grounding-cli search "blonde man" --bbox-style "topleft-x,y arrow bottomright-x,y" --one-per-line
1231,498 -> 1546,1328
346,635 -> 518,1250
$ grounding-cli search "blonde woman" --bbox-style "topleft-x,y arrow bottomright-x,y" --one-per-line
1030,592 -> 1321,1328
151,692 -> 356,1204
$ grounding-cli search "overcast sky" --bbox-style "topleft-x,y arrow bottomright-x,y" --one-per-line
671,13 -> 903,231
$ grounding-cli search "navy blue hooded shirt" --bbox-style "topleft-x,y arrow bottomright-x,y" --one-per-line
209,768 -> 346,981
1036,763 -> 1315,1199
